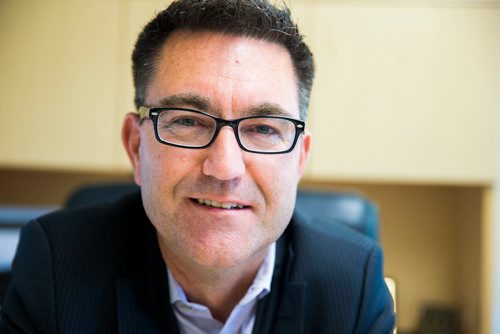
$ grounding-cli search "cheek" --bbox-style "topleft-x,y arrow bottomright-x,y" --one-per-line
141,137 -> 196,174
139,145 -> 202,220
139,142 -> 195,197
251,154 -> 301,208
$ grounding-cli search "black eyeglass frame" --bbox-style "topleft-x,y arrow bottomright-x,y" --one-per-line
138,106 -> 305,154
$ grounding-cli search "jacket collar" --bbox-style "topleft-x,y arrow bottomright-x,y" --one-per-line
115,198 -> 179,334
253,215 -> 308,334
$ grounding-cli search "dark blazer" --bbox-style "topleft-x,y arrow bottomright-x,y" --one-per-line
0,191 -> 395,333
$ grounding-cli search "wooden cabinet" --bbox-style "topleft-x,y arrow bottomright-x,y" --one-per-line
0,1 -> 497,182
294,3 -> 499,184
0,1 -> 122,171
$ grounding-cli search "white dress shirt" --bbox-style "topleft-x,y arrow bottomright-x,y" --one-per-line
167,243 -> 276,334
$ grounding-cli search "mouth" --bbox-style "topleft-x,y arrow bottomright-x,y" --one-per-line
192,198 -> 248,210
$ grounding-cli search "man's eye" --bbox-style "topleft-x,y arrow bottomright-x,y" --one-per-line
173,117 -> 197,126
242,123 -> 283,138
254,125 -> 275,135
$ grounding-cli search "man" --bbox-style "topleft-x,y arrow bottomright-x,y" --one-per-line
0,0 -> 395,333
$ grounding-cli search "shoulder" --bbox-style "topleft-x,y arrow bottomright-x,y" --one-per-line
287,210 -> 383,297
35,189 -> 145,236
14,190 -> 149,277
2,191 -> 150,332
32,190 -> 148,253
290,210 -> 377,265
282,212 -> 394,333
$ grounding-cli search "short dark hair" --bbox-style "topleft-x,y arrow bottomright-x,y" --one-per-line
132,0 -> 315,120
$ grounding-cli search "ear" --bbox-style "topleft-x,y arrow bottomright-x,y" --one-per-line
297,130 -> 311,178
122,112 -> 142,186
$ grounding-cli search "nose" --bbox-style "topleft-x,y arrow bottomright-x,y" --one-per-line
202,126 -> 246,180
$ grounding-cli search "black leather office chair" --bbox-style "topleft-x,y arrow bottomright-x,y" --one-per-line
65,183 -> 139,209
295,190 -> 378,241
0,183 -> 380,309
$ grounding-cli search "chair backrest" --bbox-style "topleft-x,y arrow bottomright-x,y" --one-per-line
296,190 -> 379,241
0,183 -> 379,308
0,184 -> 379,306
65,183 -> 379,241
65,183 -> 139,209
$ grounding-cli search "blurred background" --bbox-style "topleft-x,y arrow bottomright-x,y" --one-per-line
0,0 -> 499,333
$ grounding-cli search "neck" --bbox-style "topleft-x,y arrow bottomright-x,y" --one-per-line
159,241 -> 269,322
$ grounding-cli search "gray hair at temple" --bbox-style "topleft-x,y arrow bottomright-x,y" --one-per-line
132,0 -> 315,120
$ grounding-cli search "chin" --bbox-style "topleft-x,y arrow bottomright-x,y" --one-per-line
187,238 -> 268,270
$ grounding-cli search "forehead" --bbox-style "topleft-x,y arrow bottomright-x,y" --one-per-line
145,31 -> 299,118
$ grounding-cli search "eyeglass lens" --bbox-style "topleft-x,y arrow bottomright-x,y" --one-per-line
156,109 -> 298,152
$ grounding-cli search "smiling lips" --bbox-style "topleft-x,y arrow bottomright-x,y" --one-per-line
196,198 -> 246,210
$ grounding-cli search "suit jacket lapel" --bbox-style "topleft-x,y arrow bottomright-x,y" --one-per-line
116,275 -> 178,334
253,224 -> 308,334
115,212 -> 179,334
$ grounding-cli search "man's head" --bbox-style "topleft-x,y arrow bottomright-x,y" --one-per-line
123,0 -> 314,271
132,0 -> 314,120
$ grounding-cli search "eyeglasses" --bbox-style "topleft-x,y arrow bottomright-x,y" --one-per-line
138,106 -> 305,154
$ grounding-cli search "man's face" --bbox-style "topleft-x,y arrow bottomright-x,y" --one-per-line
123,31 -> 311,270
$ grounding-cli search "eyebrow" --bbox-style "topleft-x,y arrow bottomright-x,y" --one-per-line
158,93 -> 213,112
244,103 -> 293,118
157,94 -> 293,118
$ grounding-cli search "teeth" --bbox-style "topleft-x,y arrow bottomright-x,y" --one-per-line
196,199 -> 244,209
